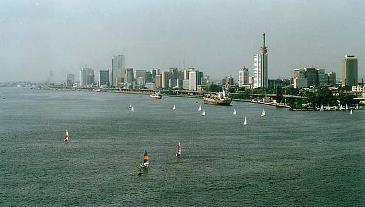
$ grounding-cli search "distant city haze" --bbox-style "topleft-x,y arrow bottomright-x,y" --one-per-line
0,0 -> 364,82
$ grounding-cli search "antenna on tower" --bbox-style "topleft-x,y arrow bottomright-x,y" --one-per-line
263,32 -> 266,47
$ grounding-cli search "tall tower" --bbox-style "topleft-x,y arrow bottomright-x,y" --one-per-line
111,55 -> 125,87
342,55 -> 358,87
253,33 -> 268,88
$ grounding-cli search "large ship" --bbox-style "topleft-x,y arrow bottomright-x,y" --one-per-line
203,88 -> 232,106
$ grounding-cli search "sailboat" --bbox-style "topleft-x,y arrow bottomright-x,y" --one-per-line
350,109 -> 353,115
64,129 -> 69,142
320,105 -> 324,111
198,105 -> 202,111
131,106 -> 134,112
140,149 -> 150,169
261,109 -> 266,117
172,105 -> 176,111
129,104 -> 132,109
176,142 -> 181,157
201,110 -> 206,116
233,109 -> 237,115
346,104 -> 349,110
243,116 -> 247,126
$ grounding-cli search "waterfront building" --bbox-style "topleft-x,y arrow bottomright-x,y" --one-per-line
80,67 -> 95,87
135,70 -> 146,88
99,70 -> 109,87
145,71 -> 153,83
183,69 -> 190,80
126,68 -> 134,84
188,70 -> 203,91
327,72 -> 336,86
66,74 -> 75,87
155,74 -> 162,89
161,71 -> 170,89
293,68 -> 307,89
318,69 -> 327,86
183,80 -> 190,90
152,68 -> 160,83
111,55 -> 125,87
239,67 -> 249,87
342,55 -> 358,87
253,33 -> 268,88
305,67 -> 319,87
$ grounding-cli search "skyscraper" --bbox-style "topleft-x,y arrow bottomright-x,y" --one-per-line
111,55 -> 125,87
253,33 -> 268,88
239,67 -> 249,87
66,74 -> 75,87
161,71 -> 170,89
342,55 -> 358,87
99,70 -> 109,86
80,67 -> 95,87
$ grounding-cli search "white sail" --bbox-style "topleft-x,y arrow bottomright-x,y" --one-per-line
261,109 -> 266,117
346,104 -> 348,110
350,109 -> 353,115
131,106 -> 134,112
320,105 -> 324,111
176,142 -> 181,157
198,105 -> 202,111
243,116 -> 247,126
64,129 -> 69,142
172,105 -> 176,110
201,110 -> 206,116
233,109 -> 237,115
129,104 -> 132,108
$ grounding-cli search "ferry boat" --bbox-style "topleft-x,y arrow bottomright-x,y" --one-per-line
203,87 -> 232,106
150,91 -> 162,99
64,129 -> 69,142
140,149 -> 150,169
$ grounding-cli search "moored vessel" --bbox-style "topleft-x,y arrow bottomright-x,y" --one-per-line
150,91 -> 162,99
203,87 -> 232,106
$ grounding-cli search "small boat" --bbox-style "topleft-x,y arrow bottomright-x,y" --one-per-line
150,91 -> 162,99
261,109 -> 266,117
233,109 -> 237,115
346,104 -> 349,110
350,109 -> 353,115
198,105 -> 202,111
140,149 -> 150,169
356,104 -> 359,110
129,104 -> 132,109
176,142 -> 181,157
131,106 -> 134,112
201,110 -> 206,116
320,105 -> 324,111
172,105 -> 176,111
243,116 -> 247,126
64,129 -> 69,142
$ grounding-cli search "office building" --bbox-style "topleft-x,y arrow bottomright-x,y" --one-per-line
327,72 -> 336,86
111,55 -> 125,87
239,67 -> 249,87
342,55 -> 358,87
305,67 -> 319,87
80,67 -> 95,87
99,70 -> 109,86
66,74 -> 75,87
161,71 -> 170,89
155,74 -> 162,89
293,68 -> 307,89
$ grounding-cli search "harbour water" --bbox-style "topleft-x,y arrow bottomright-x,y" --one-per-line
1,87 -> 364,206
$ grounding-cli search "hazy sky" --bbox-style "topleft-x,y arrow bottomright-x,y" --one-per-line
0,0 -> 364,82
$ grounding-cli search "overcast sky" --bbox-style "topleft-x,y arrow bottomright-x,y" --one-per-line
0,0 -> 364,82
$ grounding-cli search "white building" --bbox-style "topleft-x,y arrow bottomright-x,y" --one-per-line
111,55 -> 125,87
253,33 -> 268,88
239,67 -> 249,87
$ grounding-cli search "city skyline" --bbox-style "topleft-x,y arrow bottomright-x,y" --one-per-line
0,0 -> 364,82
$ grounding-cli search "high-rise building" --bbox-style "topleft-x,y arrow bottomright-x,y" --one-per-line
66,74 -> 75,87
239,67 -> 249,87
188,70 -> 203,91
253,33 -> 268,88
222,76 -> 234,86
145,71 -> 153,83
305,67 -> 319,87
135,70 -> 146,88
327,72 -> 336,86
152,68 -> 160,83
161,71 -> 170,89
293,68 -> 307,89
111,55 -> 125,87
342,55 -> 358,87
80,67 -> 95,87
318,69 -> 327,86
99,70 -> 109,86
125,68 -> 134,86
155,74 -> 162,89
